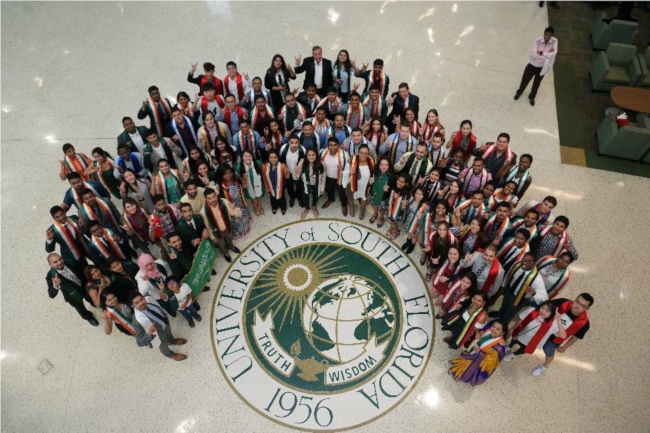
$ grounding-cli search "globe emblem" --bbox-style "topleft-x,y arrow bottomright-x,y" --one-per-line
303,275 -> 396,364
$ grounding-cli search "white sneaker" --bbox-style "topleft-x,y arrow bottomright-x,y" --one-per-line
532,365 -> 547,377
503,353 -> 516,362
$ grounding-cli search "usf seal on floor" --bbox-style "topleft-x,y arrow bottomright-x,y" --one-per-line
211,219 -> 433,431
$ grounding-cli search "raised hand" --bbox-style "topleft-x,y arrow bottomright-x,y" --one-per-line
352,82 -> 360,92
294,55 -> 301,66
244,72 -> 249,81
52,275 -> 62,287
362,62 -> 369,71
46,228 -> 55,241
191,62 -> 198,73
142,100 -> 148,109
291,87 -> 299,94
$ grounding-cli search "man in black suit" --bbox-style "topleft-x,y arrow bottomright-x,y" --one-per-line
294,46 -> 334,97
386,82 -> 420,134
46,253 -> 99,326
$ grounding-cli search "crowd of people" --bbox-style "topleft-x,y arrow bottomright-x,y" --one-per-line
45,41 -> 593,380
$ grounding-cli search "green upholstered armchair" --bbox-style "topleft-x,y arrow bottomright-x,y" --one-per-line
590,43 -> 643,91
636,47 -> 650,88
597,112 -> 650,161
591,13 -> 638,50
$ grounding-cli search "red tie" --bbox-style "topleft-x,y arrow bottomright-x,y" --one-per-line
64,224 -> 75,240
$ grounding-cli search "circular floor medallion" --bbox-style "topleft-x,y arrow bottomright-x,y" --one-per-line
211,219 -> 434,431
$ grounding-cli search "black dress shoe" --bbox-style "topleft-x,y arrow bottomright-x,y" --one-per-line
290,197 -> 296,207
187,318 -> 196,328
230,246 -> 241,254
272,209 -> 277,215
401,242 -> 410,251
195,303 -> 201,311
88,318 -> 99,326
529,98 -> 535,106
224,254 -> 232,263
211,269 -> 217,276
406,243 -> 416,254
281,209 -> 286,215
202,286 -> 211,292
194,313 -> 203,322
514,92 -> 521,100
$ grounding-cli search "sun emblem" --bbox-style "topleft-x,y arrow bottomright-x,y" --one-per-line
247,245 -> 347,330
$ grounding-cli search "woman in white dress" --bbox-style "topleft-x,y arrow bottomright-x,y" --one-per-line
349,145 -> 374,220
236,150 -> 265,216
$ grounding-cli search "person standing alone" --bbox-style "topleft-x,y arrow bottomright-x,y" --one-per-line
514,26 -> 557,106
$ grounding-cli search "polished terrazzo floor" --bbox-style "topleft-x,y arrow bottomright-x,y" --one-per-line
2,2 -> 649,432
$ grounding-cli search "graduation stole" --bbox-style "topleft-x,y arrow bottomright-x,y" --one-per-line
507,262 -> 539,306
429,145 -> 446,167
497,238 -> 529,265
52,219 -> 86,259
106,306 -> 135,335
439,277 -> 466,313
433,259 -> 457,286
369,71 -> 386,94
511,309 -> 554,354
421,122 -> 441,143
368,129 -> 386,148
155,169 -> 181,202
467,330 -> 504,354
148,97 -> 172,136
402,153 -> 430,180
177,102 -> 194,118
461,168 -> 489,196
223,72 -> 245,99
311,117 -> 332,139
91,229 -> 126,260
70,182 -> 101,209
410,120 -> 421,137
552,300 -> 587,344
83,198 -> 120,230
320,149 -> 347,185
443,190 -> 461,210
154,205 -> 179,227
388,133 -> 415,165
241,162 -> 262,193
505,166 -> 531,196
387,190 -> 407,219
279,143 -> 305,165
262,163 -> 285,198
248,90 -> 269,105
318,97 -> 342,112
427,230 -> 458,252
301,162 -> 323,193
280,103 -> 307,130
251,104 -> 275,130
537,256 -> 571,299
122,208 -> 150,243
482,143 -> 515,167
172,117 -> 198,151
345,104 -> 364,127
222,107 -> 245,130
452,131 -> 477,161
538,225 -> 568,257
237,130 -> 257,155
65,153 -> 89,180
200,124 -> 226,154
511,218 -> 538,240
94,159 -> 115,194
204,201 -> 231,235
421,179 -> 441,204
455,199 -> 485,221
221,181 -> 247,206
405,200 -> 428,234
460,226 -> 481,252
486,187 -> 514,211
479,255 -> 502,294
448,306 -> 486,348
349,155 -> 375,193
363,96 -> 384,118
201,75 -> 223,95
201,95 -> 225,113
484,213 -> 511,240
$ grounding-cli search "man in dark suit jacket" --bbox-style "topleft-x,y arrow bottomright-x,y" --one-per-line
46,253 -> 98,326
177,203 -> 209,252
294,46 -> 334,97
296,83 -> 321,118
46,205 -> 91,275
166,232 -> 214,293
386,82 -> 420,134
117,116 -> 149,153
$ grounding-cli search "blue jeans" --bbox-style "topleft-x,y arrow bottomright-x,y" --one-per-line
179,302 -> 199,321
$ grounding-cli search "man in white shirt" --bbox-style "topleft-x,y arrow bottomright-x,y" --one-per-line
118,116 -> 148,153
514,26 -> 558,106
320,137 -> 350,215
224,61 -> 251,103
130,293 -> 188,361
493,253 -> 548,323
117,143 -> 149,177
294,46 -> 334,97
461,245 -> 505,298
342,128 -> 375,159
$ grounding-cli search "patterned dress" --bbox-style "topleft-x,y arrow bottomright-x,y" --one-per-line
226,183 -> 251,239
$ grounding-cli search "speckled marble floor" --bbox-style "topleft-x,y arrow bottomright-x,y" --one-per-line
2,2 -> 649,433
